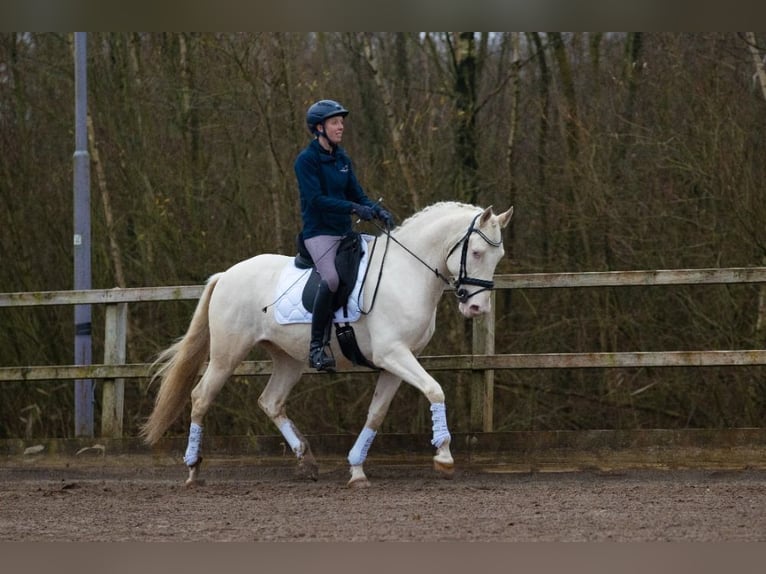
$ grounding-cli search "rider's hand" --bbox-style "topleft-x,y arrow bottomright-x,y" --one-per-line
351,203 -> 375,221
375,206 -> 395,229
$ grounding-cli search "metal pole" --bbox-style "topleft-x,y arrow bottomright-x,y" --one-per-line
73,32 -> 93,437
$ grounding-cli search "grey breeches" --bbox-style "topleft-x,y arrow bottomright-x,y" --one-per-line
304,235 -> 341,292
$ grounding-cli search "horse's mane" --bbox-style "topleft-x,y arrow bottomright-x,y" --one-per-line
395,201 -> 479,232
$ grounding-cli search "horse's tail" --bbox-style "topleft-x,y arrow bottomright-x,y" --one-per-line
140,273 -> 222,446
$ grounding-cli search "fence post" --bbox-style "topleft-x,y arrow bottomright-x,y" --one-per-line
101,299 -> 127,437
471,291 -> 495,432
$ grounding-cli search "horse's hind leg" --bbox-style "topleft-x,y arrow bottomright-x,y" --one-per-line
347,370 -> 401,488
184,353 -> 247,487
257,347 -> 316,479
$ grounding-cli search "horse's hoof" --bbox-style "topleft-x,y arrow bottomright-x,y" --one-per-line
296,458 -> 319,481
433,459 -> 455,479
184,457 -> 204,487
347,476 -> 371,489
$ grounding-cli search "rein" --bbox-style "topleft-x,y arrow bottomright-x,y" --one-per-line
361,211 -> 502,310
357,230 -> 391,315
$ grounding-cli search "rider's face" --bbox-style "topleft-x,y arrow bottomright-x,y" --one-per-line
319,116 -> 344,146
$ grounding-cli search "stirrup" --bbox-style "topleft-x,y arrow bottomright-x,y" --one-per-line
309,345 -> 336,372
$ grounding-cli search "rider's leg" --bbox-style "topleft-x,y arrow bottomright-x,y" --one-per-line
304,235 -> 341,372
309,280 -> 336,371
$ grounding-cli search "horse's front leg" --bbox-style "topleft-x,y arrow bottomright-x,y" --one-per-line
347,371 -> 402,488
431,402 -> 454,478
374,346 -> 454,479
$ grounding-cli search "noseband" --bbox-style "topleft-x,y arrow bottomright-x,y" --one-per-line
446,212 -> 503,304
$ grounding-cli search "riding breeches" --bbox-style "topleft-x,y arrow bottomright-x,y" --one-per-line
304,235 -> 341,292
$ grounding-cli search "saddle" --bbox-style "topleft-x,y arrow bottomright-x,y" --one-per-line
295,232 -> 364,312
293,232 -> 377,369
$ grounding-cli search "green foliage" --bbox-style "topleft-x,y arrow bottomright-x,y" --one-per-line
1,33 -> 765,438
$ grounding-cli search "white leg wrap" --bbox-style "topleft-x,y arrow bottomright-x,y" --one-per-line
430,402 -> 451,448
183,422 -> 203,467
278,420 -> 303,457
348,427 -> 377,466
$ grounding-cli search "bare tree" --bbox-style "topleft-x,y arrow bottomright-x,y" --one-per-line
359,33 -> 419,209
745,32 -> 766,342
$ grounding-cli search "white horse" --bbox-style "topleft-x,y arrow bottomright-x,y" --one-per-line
141,201 -> 513,487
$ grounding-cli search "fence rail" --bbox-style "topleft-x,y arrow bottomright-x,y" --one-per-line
1,267 -> 765,437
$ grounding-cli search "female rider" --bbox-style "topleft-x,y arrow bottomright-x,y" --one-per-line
294,99 -> 394,371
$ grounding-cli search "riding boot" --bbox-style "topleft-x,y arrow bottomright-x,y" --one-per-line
309,280 -> 336,372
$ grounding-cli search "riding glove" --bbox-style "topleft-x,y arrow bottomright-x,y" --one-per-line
375,206 -> 395,229
350,203 -> 375,221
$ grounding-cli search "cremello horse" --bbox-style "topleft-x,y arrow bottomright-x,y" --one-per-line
141,201 -> 513,487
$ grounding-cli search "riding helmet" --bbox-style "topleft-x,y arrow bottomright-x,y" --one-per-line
306,99 -> 349,133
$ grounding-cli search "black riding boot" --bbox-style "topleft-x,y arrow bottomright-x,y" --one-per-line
309,280 -> 336,372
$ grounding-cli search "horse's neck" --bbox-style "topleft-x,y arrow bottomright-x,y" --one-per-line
387,209 -> 468,292
396,209 -> 468,264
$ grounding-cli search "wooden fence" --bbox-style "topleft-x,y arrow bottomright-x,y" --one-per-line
1,267 -> 765,438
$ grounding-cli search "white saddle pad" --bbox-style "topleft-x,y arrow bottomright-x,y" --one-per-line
273,235 -> 371,325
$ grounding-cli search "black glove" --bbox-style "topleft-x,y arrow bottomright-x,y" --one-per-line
375,206 -> 395,229
351,202 -> 375,221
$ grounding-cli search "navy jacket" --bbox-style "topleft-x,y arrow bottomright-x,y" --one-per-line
295,139 -> 375,239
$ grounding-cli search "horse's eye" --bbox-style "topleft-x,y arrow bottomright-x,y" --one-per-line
472,250 -> 482,259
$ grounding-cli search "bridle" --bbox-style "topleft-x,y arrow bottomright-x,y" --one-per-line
364,211 -> 502,309
445,212 -> 503,303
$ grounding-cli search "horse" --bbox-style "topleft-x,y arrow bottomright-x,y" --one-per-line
140,201 -> 513,488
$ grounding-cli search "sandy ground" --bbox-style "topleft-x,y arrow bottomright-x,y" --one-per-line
1,456 -> 764,542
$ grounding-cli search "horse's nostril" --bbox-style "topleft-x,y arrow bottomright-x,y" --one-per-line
470,304 -> 481,314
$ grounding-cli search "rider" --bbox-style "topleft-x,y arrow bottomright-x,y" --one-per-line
295,99 -> 394,372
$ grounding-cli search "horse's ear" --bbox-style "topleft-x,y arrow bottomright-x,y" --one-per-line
479,205 -> 494,226
498,206 -> 514,229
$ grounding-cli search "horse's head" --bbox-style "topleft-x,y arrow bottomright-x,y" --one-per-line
446,205 -> 513,318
